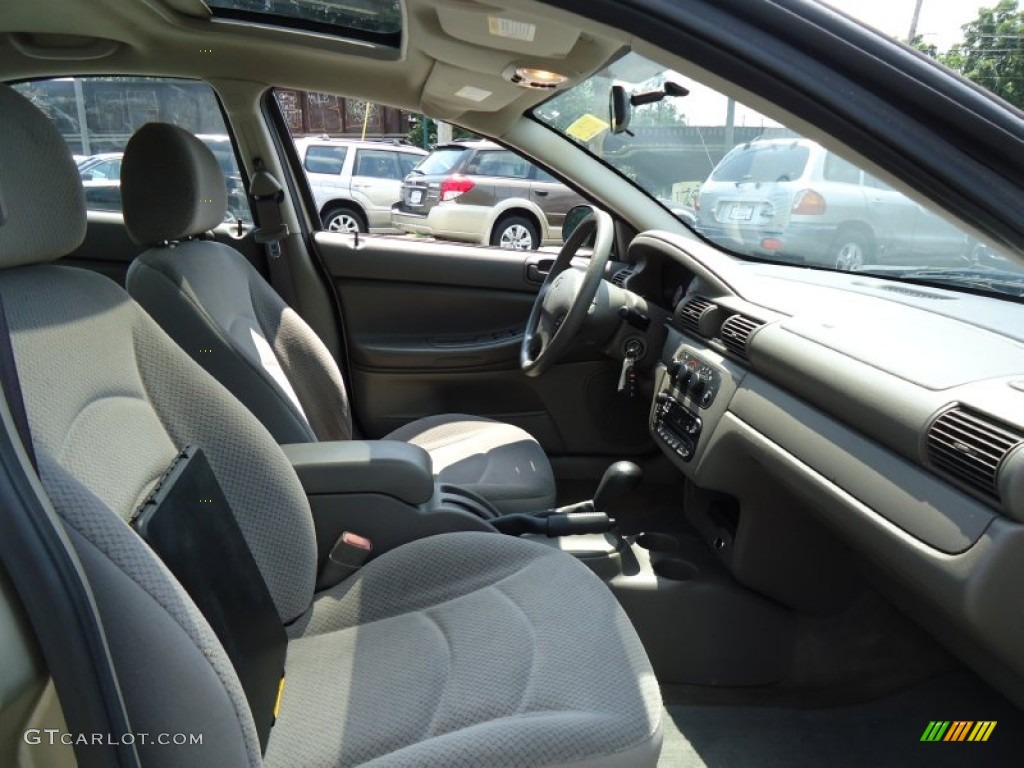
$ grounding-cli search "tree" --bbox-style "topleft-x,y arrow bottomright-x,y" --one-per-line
928,1 -> 1024,109
405,117 -> 476,150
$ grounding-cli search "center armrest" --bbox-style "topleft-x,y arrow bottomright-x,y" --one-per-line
280,440 -> 434,505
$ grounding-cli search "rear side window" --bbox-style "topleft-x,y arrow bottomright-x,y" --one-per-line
469,150 -> 531,179
711,144 -> 810,183
416,147 -> 470,175
15,77 -> 251,223
397,153 -> 421,176
823,152 -> 862,184
304,145 -> 348,175
354,149 -> 403,180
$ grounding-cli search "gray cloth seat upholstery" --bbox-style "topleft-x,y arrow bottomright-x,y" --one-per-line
119,122 -> 555,515
0,86 -> 662,766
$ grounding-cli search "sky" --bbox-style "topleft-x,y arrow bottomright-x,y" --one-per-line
821,0 -> 986,50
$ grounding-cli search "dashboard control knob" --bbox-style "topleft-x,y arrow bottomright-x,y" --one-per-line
666,359 -> 683,379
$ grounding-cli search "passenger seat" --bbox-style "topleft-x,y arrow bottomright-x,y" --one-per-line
120,122 -> 555,516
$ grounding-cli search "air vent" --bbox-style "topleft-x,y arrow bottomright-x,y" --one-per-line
926,407 -> 1024,500
677,296 -> 714,335
720,314 -> 764,359
611,268 -> 632,287
879,284 -> 954,300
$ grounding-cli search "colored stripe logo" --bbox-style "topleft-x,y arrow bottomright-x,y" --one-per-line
921,721 -> 996,742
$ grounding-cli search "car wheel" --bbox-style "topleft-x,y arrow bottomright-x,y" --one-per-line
832,232 -> 872,271
492,216 -> 539,251
323,206 -> 365,233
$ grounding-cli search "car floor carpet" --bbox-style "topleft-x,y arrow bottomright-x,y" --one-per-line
658,672 -> 1024,768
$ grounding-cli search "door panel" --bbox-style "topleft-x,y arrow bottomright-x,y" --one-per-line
316,233 -> 653,456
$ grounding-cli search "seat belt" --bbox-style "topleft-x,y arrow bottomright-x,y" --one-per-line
0,294 -> 37,470
249,163 -> 298,308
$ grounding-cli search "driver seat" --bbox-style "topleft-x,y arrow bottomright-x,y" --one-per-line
121,123 -> 555,515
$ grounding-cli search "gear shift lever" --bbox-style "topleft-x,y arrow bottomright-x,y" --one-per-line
488,461 -> 642,537
593,461 -> 643,512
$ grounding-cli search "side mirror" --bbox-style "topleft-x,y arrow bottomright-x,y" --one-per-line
80,171 -> 93,181
563,204 -> 596,242
609,85 -> 631,135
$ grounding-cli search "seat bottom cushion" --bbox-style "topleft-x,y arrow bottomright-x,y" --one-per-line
270,532 -> 663,768
386,414 -> 556,515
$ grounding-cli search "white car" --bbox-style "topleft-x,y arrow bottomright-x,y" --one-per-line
293,136 -> 425,233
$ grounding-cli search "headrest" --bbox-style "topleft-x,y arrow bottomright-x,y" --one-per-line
0,86 -> 86,268
122,123 -> 228,246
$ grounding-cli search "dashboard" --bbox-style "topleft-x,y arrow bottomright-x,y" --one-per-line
621,230 -> 1024,708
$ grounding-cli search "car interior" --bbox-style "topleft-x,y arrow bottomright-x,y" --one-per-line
2,1 -> 1024,767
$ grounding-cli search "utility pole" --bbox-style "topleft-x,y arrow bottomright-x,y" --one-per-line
73,77 -> 91,155
906,0 -> 924,43
436,121 -> 453,144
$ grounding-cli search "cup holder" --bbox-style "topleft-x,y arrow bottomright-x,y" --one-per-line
653,558 -> 699,581
636,533 -> 678,553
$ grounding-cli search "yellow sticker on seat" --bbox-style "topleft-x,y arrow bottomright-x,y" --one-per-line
273,677 -> 286,720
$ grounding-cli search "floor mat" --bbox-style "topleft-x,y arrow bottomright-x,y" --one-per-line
659,673 -> 1024,767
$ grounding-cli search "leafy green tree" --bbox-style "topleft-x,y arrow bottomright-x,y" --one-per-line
405,117 -> 476,149
926,1 -> 1024,109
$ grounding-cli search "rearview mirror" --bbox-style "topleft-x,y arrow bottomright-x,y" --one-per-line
609,85 -> 631,135
609,81 -> 690,135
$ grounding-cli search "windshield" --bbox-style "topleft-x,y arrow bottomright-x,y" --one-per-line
533,51 -> 1024,297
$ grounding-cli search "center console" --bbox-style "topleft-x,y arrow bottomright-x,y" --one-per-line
281,440 -> 495,584
651,332 -> 741,473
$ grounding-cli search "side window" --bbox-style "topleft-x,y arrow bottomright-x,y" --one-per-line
863,173 -> 894,191
354,149 -> 403,180
533,165 -> 558,183
823,152 -> 862,184
397,153 -> 421,177
304,145 -> 347,175
473,150 -> 531,179
15,77 -> 251,223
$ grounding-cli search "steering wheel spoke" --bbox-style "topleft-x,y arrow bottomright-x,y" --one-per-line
520,210 -> 614,376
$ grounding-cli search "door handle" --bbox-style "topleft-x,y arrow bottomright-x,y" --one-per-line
533,189 -> 549,197
525,258 -> 555,284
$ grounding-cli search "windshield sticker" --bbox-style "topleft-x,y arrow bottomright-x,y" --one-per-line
566,113 -> 609,143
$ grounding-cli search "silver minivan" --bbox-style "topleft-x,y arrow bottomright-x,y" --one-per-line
697,138 -> 971,269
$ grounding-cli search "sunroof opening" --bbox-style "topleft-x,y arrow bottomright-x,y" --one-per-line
207,0 -> 403,44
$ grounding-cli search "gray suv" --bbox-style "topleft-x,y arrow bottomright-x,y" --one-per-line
697,138 -> 971,269
391,140 -> 585,250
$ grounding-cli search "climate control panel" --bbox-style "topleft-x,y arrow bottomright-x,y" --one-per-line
666,350 -> 720,409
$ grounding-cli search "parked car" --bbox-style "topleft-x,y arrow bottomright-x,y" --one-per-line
696,138 -> 972,270
74,137 -> 249,221
293,136 -> 425,233
391,140 -> 586,250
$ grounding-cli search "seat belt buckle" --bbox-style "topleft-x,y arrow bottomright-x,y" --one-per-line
316,532 -> 373,590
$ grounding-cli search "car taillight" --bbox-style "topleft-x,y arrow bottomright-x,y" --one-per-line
440,175 -> 475,201
792,189 -> 826,215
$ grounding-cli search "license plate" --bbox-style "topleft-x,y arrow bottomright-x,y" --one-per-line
409,190 -> 423,205
729,204 -> 754,221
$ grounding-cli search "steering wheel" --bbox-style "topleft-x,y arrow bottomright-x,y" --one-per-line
520,209 -> 614,377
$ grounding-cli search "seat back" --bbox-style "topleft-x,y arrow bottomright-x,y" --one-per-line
121,122 -> 352,444
0,86 -> 319,766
